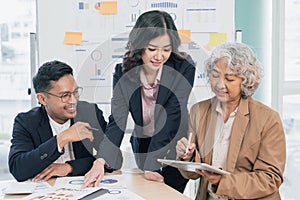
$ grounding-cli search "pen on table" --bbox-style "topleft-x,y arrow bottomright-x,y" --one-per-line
87,127 -> 99,131
185,132 -> 193,154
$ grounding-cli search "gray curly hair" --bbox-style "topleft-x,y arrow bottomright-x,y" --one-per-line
205,42 -> 263,98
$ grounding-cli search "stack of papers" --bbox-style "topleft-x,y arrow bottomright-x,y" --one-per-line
3,182 -> 35,195
3,176 -> 145,200
22,184 -> 103,200
23,176 -> 144,200
3,180 -> 51,195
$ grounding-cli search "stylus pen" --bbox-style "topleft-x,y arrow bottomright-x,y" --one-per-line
87,127 -> 99,131
185,132 -> 193,154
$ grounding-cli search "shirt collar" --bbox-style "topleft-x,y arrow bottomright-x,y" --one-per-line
48,115 -> 71,132
140,66 -> 163,89
216,101 -> 238,117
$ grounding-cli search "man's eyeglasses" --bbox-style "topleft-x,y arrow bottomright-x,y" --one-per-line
42,87 -> 83,103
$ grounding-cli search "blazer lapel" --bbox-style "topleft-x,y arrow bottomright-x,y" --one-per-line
156,63 -> 176,106
37,106 -> 53,143
122,67 -> 143,127
201,98 -> 218,165
130,87 -> 143,126
226,98 -> 250,172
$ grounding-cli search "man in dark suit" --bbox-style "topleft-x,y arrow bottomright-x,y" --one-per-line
8,60 -> 107,182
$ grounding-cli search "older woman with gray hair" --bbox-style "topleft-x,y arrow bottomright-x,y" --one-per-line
176,42 -> 286,199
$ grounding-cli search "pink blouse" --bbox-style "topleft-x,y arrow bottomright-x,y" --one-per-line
140,67 -> 162,136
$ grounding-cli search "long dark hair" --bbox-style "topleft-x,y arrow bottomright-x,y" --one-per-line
122,10 -> 186,73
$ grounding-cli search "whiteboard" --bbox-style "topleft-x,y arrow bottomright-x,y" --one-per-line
36,0 -> 234,104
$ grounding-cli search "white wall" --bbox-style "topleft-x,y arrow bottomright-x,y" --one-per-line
36,0 -> 234,106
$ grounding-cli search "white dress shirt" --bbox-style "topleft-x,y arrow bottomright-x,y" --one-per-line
48,116 -> 75,163
208,102 -> 238,200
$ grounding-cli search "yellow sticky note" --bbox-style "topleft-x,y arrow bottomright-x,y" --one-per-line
178,29 -> 191,44
100,1 -> 117,15
209,33 -> 227,46
64,32 -> 82,45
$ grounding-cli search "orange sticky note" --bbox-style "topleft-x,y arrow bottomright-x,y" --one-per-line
64,32 -> 82,45
209,33 -> 227,46
178,29 -> 191,44
100,1 -> 117,15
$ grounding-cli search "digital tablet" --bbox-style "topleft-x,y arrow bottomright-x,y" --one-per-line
157,159 -> 230,175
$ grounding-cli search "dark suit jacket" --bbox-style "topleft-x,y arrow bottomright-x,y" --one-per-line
9,101 -> 107,181
99,54 -> 195,171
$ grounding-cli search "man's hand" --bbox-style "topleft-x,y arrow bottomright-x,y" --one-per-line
57,121 -> 94,149
144,171 -> 164,183
32,163 -> 73,182
82,158 -> 105,189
